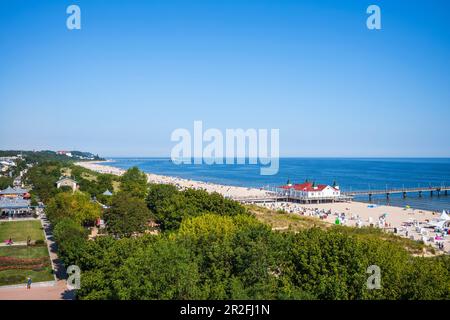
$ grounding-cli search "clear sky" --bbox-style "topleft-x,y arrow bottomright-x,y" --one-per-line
1,0 -> 449,157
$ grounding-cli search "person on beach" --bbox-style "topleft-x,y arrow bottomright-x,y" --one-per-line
26,277 -> 32,289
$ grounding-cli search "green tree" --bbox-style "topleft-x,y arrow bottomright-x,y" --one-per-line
402,256 -> 450,299
104,192 -> 154,238
120,167 -> 148,198
53,218 -> 89,265
46,191 -> 102,225
147,184 -> 248,231
176,214 -> 282,299
0,176 -> 13,190
25,161 -> 62,202
112,238 -> 205,299
147,184 -> 179,212
77,236 -> 146,299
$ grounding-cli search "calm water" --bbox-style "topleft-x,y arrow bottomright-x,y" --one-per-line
109,158 -> 450,212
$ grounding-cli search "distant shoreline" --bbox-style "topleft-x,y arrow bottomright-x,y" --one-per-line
75,161 -> 271,199
75,159 -> 437,218
75,160 -> 449,253
78,159 -> 448,211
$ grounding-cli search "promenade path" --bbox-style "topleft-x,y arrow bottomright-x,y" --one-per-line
0,214 -> 75,300
0,280 -> 72,300
0,241 -> 27,247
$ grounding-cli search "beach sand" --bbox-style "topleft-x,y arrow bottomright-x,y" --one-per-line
303,201 -> 437,228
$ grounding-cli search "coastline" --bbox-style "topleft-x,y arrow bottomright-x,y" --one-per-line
75,160 -> 449,253
75,160 -> 271,199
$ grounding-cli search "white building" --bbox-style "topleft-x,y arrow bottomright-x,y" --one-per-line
56,177 -> 79,191
279,182 -> 341,199
56,151 -> 73,157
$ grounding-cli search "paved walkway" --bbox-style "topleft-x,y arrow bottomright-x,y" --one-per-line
0,241 -> 27,247
0,280 -> 72,300
0,214 -> 75,300
0,217 -> 39,222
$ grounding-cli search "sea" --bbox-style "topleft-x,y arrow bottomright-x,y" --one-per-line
108,158 -> 450,212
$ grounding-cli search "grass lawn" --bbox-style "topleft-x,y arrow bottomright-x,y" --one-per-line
0,220 -> 45,242
0,267 -> 54,286
0,221 -> 54,286
0,245 -> 49,259
0,246 -> 54,286
248,204 -> 330,231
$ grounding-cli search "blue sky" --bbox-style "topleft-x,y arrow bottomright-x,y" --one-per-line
0,0 -> 449,157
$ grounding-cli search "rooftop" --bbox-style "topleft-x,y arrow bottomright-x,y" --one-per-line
0,198 -> 31,209
0,186 -> 29,195
56,177 -> 77,184
279,182 -> 338,192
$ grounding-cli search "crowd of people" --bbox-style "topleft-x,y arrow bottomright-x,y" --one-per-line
258,201 -> 450,253
260,201 -> 392,226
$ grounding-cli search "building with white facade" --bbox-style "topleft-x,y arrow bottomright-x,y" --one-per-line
275,182 -> 344,203
56,177 -> 79,191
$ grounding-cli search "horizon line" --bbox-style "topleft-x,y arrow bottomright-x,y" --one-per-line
103,156 -> 450,159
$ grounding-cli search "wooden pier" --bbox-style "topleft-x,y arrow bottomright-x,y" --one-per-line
342,185 -> 450,201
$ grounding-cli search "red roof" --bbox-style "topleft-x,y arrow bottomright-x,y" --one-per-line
280,182 -> 336,192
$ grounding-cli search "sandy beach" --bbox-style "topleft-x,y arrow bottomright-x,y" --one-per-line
76,161 -> 450,253
260,201 -> 437,227
259,201 -> 450,253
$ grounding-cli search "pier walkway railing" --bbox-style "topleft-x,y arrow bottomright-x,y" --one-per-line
342,185 -> 450,197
